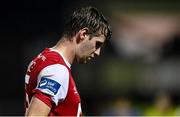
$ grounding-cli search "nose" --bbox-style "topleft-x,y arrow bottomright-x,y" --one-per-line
94,48 -> 101,57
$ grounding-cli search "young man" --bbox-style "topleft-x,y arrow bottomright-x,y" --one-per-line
25,6 -> 111,116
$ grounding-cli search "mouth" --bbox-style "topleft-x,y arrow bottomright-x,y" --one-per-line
81,56 -> 94,64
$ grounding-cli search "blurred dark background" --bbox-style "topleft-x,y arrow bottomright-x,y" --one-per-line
0,0 -> 180,115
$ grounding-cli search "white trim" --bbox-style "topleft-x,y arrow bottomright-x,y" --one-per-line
25,74 -> 30,84
77,103 -> 82,117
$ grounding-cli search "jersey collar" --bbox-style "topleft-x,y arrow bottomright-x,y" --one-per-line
49,48 -> 71,69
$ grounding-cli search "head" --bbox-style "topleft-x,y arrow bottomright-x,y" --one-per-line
62,6 -> 112,63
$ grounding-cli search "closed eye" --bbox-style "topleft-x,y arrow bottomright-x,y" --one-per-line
95,41 -> 103,49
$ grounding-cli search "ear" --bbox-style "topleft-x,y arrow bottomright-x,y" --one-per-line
76,28 -> 89,44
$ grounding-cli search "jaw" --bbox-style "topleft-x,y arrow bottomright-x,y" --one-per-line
74,54 -> 88,64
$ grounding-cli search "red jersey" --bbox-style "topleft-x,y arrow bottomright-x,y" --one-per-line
25,48 -> 82,116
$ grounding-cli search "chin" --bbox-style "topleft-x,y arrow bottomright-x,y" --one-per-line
75,55 -> 89,64
79,59 -> 87,64
78,58 -> 88,64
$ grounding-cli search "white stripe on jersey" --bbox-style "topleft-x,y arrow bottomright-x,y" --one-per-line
25,74 -> 30,84
77,103 -> 82,117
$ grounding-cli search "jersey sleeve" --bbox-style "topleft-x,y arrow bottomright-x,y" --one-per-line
33,64 -> 69,106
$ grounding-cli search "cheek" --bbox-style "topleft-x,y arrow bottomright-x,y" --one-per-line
80,42 -> 95,53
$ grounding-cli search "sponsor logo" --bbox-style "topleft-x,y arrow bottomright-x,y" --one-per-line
38,77 -> 61,95
39,79 -> 47,87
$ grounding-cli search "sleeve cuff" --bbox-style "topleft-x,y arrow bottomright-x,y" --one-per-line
33,89 -> 55,108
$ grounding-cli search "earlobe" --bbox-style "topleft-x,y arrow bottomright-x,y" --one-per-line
76,33 -> 85,44
76,35 -> 82,44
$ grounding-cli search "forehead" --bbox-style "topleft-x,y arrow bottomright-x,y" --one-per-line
93,34 -> 106,42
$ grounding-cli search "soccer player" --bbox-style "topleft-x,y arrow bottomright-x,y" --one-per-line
25,6 -> 111,116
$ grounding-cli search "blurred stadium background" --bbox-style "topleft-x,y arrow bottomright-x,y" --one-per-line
0,0 -> 180,115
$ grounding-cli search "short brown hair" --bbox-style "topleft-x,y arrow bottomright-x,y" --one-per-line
62,6 -> 112,41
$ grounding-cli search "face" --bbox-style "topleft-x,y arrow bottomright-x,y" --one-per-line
76,34 -> 105,63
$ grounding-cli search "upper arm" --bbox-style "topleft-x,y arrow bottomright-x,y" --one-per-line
25,96 -> 51,116
26,64 -> 69,116
35,64 -> 69,105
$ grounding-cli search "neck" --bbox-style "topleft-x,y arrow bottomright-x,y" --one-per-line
52,37 -> 76,64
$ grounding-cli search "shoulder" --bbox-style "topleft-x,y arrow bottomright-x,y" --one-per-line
35,48 -> 67,70
38,64 -> 69,78
27,48 -> 68,76
42,48 -> 67,65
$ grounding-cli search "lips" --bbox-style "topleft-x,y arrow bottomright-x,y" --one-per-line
88,56 -> 94,60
